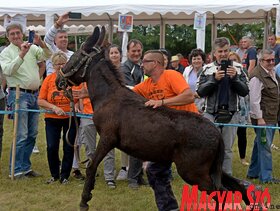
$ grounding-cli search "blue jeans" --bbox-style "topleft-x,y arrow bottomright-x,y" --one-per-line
7,90 -> 39,175
247,126 -> 276,182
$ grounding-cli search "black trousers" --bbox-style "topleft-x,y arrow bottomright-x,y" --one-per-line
147,162 -> 178,211
45,118 -> 76,180
237,127 -> 247,159
128,156 -> 144,184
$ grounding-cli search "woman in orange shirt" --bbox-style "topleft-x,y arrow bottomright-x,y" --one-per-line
38,51 -> 80,184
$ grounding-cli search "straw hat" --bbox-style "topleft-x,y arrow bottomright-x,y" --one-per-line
171,55 -> 179,62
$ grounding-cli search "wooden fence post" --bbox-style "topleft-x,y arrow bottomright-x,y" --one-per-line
11,85 -> 20,180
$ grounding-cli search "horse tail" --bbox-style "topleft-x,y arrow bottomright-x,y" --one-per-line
221,172 -> 250,205
210,135 -> 224,190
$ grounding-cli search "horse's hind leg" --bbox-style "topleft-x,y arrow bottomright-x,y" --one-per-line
80,137 -> 115,211
175,162 -> 224,210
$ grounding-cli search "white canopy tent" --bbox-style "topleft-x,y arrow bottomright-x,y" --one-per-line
0,0 -> 279,48
0,24 -> 96,37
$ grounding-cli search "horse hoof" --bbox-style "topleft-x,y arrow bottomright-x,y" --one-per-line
79,203 -> 89,211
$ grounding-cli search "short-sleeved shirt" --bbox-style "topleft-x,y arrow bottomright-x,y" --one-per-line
134,70 -> 198,113
39,72 -> 81,119
270,44 -> 280,65
242,47 -> 257,71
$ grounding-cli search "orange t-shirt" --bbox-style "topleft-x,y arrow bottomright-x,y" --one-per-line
77,83 -> 94,115
39,72 -> 82,119
80,83 -> 94,114
134,70 -> 198,113
82,97 -> 93,114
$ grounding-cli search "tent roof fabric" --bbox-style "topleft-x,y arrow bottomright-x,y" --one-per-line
0,0 -> 279,26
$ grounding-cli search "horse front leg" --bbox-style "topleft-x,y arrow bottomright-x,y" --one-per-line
80,137 -> 115,211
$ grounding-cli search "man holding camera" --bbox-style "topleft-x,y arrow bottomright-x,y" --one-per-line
0,23 -> 52,179
197,37 -> 249,175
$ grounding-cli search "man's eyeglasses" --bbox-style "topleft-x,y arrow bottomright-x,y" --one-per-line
142,59 -> 156,64
262,59 -> 275,63
8,31 -> 21,36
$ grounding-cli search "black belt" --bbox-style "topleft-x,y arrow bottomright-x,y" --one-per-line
9,87 -> 38,94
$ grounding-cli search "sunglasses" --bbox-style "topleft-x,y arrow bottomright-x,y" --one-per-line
262,59 -> 275,63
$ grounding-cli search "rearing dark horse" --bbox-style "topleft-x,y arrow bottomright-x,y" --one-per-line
56,26 -> 251,211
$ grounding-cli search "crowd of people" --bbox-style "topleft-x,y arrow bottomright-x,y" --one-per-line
0,12 -> 280,211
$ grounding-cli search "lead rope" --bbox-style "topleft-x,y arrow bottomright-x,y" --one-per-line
64,88 -> 89,168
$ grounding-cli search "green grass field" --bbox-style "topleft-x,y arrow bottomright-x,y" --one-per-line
0,117 -> 280,211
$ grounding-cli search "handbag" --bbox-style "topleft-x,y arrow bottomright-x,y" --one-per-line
214,109 -> 233,123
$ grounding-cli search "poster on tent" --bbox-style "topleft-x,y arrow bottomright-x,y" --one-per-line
276,6 -> 280,43
193,13 -> 206,30
4,15 -> 27,32
118,14 -> 133,32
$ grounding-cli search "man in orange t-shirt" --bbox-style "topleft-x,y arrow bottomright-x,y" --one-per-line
133,50 -> 197,211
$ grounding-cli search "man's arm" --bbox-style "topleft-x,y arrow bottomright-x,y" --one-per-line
44,12 -> 69,53
230,67 -> 249,97
144,88 -> 195,109
196,68 -> 219,97
38,61 -> 46,78
247,48 -> 257,76
248,59 -> 256,76
249,77 -> 263,123
0,42 -> 31,76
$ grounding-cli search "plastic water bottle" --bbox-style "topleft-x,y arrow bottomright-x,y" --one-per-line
261,128 -> 266,145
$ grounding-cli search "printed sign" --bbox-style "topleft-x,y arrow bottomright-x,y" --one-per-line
118,14 -> 133,32
180,184 -> 271,211
193,13 -> 206,30
4,14 -> 27,32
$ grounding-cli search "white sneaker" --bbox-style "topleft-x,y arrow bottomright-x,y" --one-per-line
271,144 -> 280,151
32,146 -> 40,154
116,169 -> 128,181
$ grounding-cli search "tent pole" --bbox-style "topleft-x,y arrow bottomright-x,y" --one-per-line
263,11 -> 269,49
160,15 -> 165,48
211,15 -> 217,51
45,14 -> 54,32
276,4 -> 280,43
74,36 -> 78,51
108,17 -> 113,43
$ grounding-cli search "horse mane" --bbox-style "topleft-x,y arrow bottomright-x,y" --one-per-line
94,59 -> 126,88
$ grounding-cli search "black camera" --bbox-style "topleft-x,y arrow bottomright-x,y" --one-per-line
28,30 -> 35,43
69,12 -> 82,19
220,59 -> 233,74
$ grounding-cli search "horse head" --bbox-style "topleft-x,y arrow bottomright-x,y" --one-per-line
56,25 -> 107,90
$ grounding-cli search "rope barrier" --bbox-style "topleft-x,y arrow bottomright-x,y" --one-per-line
0,108 -> 93,119
1,108 -> 280,129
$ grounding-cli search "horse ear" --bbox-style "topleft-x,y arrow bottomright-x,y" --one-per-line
83,26 -> 100,52
95,26 -> 106,48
